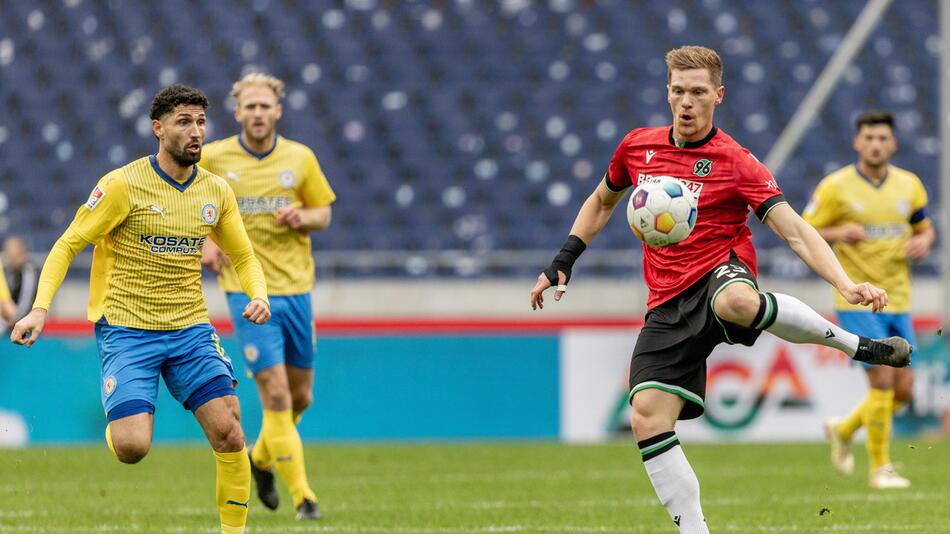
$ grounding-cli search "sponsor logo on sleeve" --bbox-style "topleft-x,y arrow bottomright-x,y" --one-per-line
85,186 -> 106,210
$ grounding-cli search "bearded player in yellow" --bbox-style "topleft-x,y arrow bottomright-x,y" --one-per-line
805,110 -> 935,489
10,85 -> 271,534
200,73 -> 335,520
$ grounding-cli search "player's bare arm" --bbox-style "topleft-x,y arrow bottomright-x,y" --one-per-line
276,205 -> 332,231
200,239 -> 230,274
815,223 -> 868,245
10,307 -> 47,347
530,180 -> 625,310
905,224 -> 935,262
765,203 -> 887,312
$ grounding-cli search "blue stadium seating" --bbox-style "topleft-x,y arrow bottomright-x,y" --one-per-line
0,0 -> 939,277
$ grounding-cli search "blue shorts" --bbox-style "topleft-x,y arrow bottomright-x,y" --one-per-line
95,322 -> 236,421
837,311 -> 917,369
226,292 -> 316,375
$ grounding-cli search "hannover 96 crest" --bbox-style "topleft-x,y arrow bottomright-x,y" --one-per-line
693,158 -> 712,177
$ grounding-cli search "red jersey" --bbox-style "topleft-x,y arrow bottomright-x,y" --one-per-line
607,126 -> 786,309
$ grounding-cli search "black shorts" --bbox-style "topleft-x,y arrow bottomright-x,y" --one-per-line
629,253 -> 764,420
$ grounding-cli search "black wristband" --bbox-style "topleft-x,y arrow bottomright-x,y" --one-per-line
543,235 -> 587,285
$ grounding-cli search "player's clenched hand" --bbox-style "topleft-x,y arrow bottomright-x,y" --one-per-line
10,308 -> 48,347
840,282 -> 888,313
242,298 -> 270,324
200,239 -> 230,274
276,206 -> 304,230
530,270 -> 567,310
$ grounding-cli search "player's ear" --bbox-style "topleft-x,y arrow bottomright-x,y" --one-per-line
275,102 -> 283,121
715,86 -> 724,105
151,119 -> 163,141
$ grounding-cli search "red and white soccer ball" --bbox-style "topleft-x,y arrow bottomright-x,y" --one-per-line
626,176 -> 698,247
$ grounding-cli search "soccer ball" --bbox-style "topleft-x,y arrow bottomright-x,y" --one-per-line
626,176 -> 698,247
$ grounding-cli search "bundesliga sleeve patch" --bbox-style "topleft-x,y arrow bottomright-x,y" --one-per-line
85,185 -> 106,210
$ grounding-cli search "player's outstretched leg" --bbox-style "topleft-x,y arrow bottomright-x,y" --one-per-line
632,389 -> 709,534
713,286 -> 911,367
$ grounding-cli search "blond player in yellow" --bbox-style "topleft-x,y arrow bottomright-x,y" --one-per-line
200,73 -> 335,521
10,85 -> 271,534
805,110 -> 935,489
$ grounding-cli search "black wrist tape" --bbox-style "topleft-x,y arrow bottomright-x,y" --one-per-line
543,235 -> 587,285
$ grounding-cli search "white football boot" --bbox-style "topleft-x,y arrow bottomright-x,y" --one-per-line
824,417 -> 854,476
869,464 -> 911,489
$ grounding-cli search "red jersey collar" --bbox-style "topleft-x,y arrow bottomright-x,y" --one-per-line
668,126 -> 718,149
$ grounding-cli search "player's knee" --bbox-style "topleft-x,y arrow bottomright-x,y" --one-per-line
257,369 -> 292,411
262,387 -> 292,411
895,386 -> 913,405
212,419 -> 246,453
867,366 -> 896,390
112,436 -> 151,464
713,286 -> 760,326
630,403 -> 668,442
291,389 -> 312,414
894,372 -> 914,404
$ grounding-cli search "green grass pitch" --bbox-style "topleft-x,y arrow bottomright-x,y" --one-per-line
1,439 -> 949,532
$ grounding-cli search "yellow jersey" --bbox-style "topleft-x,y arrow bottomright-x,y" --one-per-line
34,156 -> 268,329
199,135 -> 336,295
803,164 -> 930,312
0,259 -> 10,302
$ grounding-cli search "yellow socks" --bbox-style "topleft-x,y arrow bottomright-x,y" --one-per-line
215,447 -> 250,534
250,434 -> 271,470
260,409 -> 317,507
837,392 -> 906,439
863,388 -> 894,471
836,391 -> 873,442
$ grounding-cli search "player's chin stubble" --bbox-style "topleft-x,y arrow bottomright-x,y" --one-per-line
170,146 -> 200,167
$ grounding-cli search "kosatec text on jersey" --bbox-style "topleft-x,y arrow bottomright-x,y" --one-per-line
139,234 -> 206,254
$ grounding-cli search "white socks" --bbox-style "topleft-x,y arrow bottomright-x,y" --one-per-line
759,292 -> 860,357
639,432 -> 709,534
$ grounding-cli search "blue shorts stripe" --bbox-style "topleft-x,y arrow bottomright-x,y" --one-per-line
107,399 -> 155,421
185,375 -> 236,412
